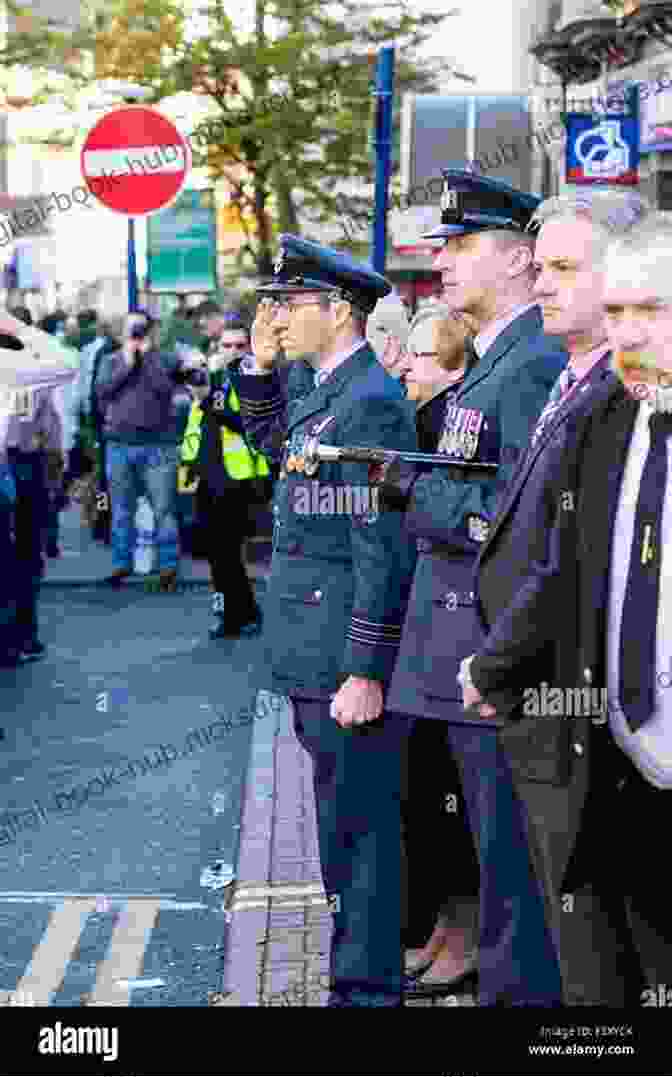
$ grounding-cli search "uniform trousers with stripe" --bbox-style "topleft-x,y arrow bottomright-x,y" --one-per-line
446,722 -> 563,1005
291,698 -> 408,1004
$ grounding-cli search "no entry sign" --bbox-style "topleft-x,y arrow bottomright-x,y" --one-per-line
80,106 -> 191,217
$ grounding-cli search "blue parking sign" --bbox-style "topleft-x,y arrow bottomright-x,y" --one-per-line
566,112 -> 639,185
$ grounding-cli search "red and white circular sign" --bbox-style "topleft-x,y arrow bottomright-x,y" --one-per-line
80,106 -> 191,217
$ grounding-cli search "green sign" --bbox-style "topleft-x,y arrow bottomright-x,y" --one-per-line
147,189 -> 217,293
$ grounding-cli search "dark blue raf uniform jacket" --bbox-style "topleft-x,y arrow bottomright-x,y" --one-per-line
236,344 -> 418,700
386,306 -> 567,719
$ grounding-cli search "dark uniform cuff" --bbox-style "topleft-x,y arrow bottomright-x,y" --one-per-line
342,613 -> 405,682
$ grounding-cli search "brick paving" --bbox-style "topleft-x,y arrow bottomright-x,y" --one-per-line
221,691 -> 478,1007
221,693 -> 331,1006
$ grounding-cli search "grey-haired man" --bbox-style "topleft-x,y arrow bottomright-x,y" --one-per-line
463,188 -> 651,1005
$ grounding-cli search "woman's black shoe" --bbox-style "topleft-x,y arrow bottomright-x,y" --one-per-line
403,958 -> 434,982
404,961 -> 478,997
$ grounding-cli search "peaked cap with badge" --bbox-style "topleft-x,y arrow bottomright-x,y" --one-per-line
422,167 -> 541,241
257,233 -> 392,315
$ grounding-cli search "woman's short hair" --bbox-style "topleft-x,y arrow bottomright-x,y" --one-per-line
407,303 -> 470,367
366,293 -> 410,350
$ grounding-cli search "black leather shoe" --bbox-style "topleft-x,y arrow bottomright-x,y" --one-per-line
18,639 -> 46,662
327,991 -> 348,1007
103,568 -> 132,587
209,609 -> 262,639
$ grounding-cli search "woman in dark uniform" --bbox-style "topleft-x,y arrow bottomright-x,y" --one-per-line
395,306 -> 481,994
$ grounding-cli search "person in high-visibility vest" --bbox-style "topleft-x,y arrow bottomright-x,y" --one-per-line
180,317 -> 270,638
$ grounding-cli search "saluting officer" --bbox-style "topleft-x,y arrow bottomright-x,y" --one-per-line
380,169 -> 568,1005
236,235 -> 418,1007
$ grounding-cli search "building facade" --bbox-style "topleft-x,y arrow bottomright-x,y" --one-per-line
530,0 -> 672,207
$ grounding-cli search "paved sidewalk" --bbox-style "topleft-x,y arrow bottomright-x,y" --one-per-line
220,694 -> 331,1007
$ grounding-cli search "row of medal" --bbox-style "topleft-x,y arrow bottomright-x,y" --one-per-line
281,433 -> 318,478
436,405 -> 485,461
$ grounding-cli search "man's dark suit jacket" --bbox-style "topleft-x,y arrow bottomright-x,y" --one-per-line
469,352 -> 618,888
467,353 -> 652,1005
556,378 -> 644,892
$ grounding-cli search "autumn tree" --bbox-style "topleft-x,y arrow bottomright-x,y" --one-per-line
1,0 -> 460,275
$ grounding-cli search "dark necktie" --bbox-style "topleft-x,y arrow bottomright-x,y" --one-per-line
530,365 -> 578,448
619,411 -> 672,731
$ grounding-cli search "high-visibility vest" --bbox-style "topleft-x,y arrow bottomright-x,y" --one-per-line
179,381 -> 270,492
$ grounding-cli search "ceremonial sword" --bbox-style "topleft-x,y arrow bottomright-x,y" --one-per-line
301,438 -> 499,477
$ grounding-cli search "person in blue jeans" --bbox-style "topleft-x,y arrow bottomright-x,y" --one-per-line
95,310 -> 207,591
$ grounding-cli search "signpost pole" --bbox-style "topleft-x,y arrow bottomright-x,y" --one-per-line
371,46 -> 395,275
127,217 -> 138,311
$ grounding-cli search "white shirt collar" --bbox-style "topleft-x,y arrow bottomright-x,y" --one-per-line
473,301 -> 538,359
314,338 -> 366,385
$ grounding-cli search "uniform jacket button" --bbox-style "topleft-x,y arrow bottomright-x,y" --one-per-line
583,668 -> 592,684
572,741 -> 584,756
313,589 -> 323,600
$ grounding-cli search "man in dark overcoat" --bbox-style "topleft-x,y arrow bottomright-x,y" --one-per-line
465,205 -> 672,1004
